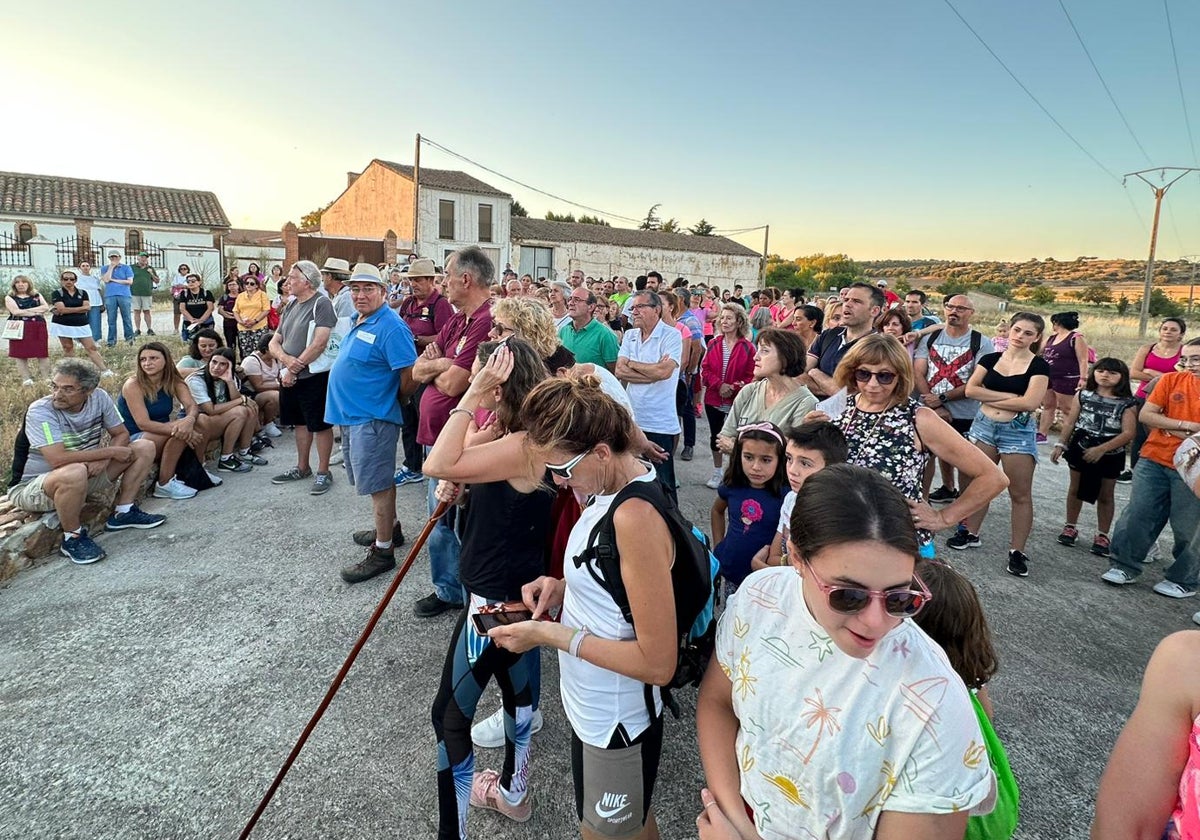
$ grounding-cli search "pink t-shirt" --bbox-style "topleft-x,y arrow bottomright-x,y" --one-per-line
1169,714 -> 1200,838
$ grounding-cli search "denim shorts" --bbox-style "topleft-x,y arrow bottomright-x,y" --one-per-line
968,412 -> 1039,460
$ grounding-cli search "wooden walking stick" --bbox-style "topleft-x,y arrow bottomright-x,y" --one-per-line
239,501 -> 450,839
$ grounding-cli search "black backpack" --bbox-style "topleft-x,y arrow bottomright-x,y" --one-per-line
572,479 -> 718,717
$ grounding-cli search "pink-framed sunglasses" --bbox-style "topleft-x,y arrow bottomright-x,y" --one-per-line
803,560 -> 932,617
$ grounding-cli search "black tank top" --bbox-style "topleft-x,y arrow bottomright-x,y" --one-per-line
459,474 -> 553,601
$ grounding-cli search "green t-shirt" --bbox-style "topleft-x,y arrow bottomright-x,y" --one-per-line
131,266 -> 157,296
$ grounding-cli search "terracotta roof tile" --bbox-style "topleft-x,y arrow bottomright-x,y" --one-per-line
511,217 -> 761,258
0,171 -> 231,228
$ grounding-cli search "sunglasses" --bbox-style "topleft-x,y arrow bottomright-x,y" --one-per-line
854,369 -> 896,386
804,560 -> 931,617
489,322 -> 514,336
545,448 -> 593,480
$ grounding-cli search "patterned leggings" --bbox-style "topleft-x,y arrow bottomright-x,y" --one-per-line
432,608 -> 533,840
237,328 -> 270,361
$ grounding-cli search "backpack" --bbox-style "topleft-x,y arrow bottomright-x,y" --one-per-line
1069,331 -> 1097,364
572,478 -> 719,717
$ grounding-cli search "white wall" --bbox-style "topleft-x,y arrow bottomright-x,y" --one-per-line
512,240 -> 762,292
417,188 -> 512,273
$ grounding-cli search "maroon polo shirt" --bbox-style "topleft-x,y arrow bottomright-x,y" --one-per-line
417,300 -> 494,446
399,289 -> 453,341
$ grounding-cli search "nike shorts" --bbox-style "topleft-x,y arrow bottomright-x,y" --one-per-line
571,714 -> 663,837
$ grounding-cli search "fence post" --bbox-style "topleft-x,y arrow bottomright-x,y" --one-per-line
28,237 -> 57,274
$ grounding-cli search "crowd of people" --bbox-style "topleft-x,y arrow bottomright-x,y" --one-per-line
8,251 -> 1200,838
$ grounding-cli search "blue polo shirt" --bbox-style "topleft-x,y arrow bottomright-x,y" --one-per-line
103,264 -> 134,297
325,303 -> 417,426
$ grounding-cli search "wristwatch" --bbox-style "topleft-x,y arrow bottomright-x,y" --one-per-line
937,393 -> 947,404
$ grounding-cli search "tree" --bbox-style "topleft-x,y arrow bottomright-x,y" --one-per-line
511,200 -> 528,218
689,218 -> 716,236
300,202 -> 331,231
639,204 -> 662,231
1145,288 -> 1184,317
1025,285 -> 1057,305
545,211 -> 577,223
1116,294 -> 1130,315
660,218 -> 682,234
1078,283 -> 1113,304
578,214 -> 611,226
935,278 -> 973,297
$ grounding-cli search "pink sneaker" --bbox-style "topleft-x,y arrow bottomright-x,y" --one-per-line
469,768 -> 531,822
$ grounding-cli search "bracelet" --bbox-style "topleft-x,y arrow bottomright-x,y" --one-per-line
448,407 -> 474,420
1053,442 -> 1065,450
568,628 -> 589,658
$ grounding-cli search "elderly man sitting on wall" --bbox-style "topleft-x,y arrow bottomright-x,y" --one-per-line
8,359 -> 165,565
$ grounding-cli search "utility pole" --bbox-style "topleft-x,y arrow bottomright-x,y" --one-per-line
1185,254 -> 1200,315
1124,167 -> 1199,337
760,224 -> 769,285
412,134 -> 421,258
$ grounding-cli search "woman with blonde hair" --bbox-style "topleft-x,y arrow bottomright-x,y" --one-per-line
492,296 -> 561,360
5,275 -> 51,384
823,299 -> 844,331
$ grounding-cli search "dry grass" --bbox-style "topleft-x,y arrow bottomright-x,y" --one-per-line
1,316 -> 193,487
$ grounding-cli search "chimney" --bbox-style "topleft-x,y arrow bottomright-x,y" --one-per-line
347,171 -> 360,188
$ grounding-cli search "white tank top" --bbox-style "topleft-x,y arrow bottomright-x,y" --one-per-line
559,466 -> 664,747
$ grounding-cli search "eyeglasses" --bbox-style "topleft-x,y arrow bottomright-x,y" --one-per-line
489,322 -> 514,336
545,448 -> 593,480
853,368 -> 897,385
944,305 -> 974,313
50,383 -> 83,395
244,282 -> 258,287
631,303 -> 657,310
803,560 -> 932,617
60,275 -> 77,282
1180,355 -> 1200,366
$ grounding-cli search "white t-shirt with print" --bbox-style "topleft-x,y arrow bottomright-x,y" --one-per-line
716,567 -> 995,840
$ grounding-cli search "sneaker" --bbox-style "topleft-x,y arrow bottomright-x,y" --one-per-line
21,378 -> 34,386
352,522 -> 405,547
146,329 -> 156,336
471,707 -> 544,749
1144,543 -> 1162,565
1116,469 -> 1133,484
152,477 -> 198,500
134,330 -> 142,337
928,486 -> 960,504
106,505 -> 167,531
414,592 -> 464,618
101,369 -> 115,378
328,449 -> 345,466
261,421 -> 283,438
1057,525 -> 1078,547
705,468 -> 723,490
469,768 -> 532,823
1153,580 -> 1197,599
680,446 -> 694,461
271,466 -> 313,485
238,451 -> 269,466
61,528 -> 106,565
310,472 -> 333,495
393,467 -> 425,486
1091,534 -> 1111,557
946,531 -> 981,550
1193,611 -> 1200,627
1035,433 -> 1048,444
340,546 -> 397,584
204,469 -> 224,487
217,455 -> 252,473
1006,549 -> 1029,577
1101,567 -> 1137,585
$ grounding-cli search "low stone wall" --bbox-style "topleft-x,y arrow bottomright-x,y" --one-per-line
0,489 -> 118,584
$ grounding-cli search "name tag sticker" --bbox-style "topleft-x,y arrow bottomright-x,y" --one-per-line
358,331 -> 377,344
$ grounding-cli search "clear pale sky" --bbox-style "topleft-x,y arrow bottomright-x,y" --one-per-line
5,0 -> 1198,261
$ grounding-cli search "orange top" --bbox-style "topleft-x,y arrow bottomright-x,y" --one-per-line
1139,371 -> 1200,468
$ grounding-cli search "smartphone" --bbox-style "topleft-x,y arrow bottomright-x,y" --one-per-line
471,607 -> 534,635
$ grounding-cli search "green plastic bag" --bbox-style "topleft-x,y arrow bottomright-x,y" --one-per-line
966,691 -> 1020,840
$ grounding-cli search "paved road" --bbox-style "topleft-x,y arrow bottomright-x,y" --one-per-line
0,424 -> 1192,839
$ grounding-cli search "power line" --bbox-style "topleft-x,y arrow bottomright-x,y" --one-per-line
1164,0 -> 1199,165
1057,0 -> 1153,165
418,136 -> 644,225
941,0 -> 1122,184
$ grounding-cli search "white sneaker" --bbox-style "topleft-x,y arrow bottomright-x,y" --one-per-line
152,477 -> 198,500
101,369 -> 115,378
204,469 -> 224,486
261,421 -> 283,438
705,468 -> 723,490
1100,567 -> 1135,585
21,378 -> 33,386
329,449 -> 345,466
1153,580 -> 1196,599
1142,543 -> 1162,564
471,706 -> 544,749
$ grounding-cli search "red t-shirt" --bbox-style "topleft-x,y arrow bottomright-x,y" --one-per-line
417,301 -> 494,446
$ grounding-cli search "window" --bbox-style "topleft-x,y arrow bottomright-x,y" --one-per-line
126,229 -> 142,253
16,223 -> 33,245
478,204 -> 493,243
439,200 -> 455,240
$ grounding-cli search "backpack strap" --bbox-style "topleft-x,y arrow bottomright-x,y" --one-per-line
969,329 -> 982,361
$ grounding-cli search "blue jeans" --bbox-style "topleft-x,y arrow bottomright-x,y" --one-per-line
1109,458 -> 1200,588
87,306 -> 103,343
105,296 -> 133,345
425,446 -> 464,605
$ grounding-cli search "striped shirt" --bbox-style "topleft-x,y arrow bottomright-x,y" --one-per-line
16,391 -> 123,482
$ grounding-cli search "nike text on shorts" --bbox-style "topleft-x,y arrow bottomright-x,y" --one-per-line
572,716 -> 663,838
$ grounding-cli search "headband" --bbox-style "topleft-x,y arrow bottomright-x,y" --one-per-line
736,422 -> 785,447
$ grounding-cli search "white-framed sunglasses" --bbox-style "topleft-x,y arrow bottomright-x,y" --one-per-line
546,448 -> 593,480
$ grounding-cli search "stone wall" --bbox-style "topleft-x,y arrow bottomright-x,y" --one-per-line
0,489 -> 117,585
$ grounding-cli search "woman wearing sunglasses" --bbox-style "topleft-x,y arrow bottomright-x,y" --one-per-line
695,464 -> 996,840
485,373 -> 680,840
821,335 -> 1006,556
421,338 -> 554,837
233,274 -> 272,361
49,271 -> 115,378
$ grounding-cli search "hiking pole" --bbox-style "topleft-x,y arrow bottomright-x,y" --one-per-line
238,500 -> 450,839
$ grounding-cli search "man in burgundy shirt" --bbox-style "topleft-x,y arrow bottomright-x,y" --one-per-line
396,259 -> 454,486
410,247 -> 495,617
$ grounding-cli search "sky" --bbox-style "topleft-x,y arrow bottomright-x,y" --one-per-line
4,0 -> 1200,262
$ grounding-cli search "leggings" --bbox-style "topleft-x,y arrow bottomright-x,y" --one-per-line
704,404 -> 728,452
432,607 -> 533,840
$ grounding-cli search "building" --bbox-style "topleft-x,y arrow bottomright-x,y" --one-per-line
318,159 -> 513,270
0,170 -> 229,287
510,218 -> 762,290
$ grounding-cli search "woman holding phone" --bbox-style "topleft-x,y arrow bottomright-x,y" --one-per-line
421,338 -> 553,839
486,373 -> 679,840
